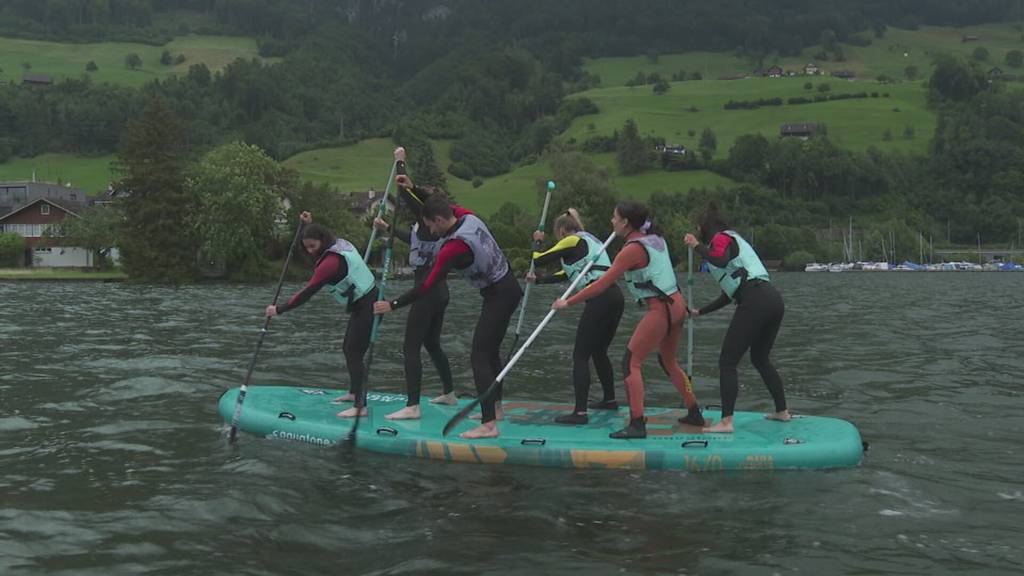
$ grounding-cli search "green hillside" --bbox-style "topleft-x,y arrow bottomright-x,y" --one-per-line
284,140 -> 735,216
584,23 -> 1024,87
0,35 -> 270,88
563,77 -> 934,156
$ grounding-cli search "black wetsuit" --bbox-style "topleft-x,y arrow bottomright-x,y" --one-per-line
697,235 -> 787,418
390,171 -> 454,406
533,235 -> 624,413
391,215 -> 522,423
276,253 -> 378,407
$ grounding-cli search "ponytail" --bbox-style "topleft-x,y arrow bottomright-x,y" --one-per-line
553,207 -> 585,234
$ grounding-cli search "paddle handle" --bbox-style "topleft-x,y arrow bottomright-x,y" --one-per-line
362,160 -> 399,263
229,218 -> 305,442
686,245 -> 694,376
513,180 -> 555,336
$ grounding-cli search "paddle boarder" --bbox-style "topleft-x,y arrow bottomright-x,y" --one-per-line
264,211 -> 378,419
552,201 -> 704,439
684,201 -> 791,433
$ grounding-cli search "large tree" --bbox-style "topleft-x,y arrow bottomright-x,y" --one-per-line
188,142 -> 291,279
114,96 -> 197,282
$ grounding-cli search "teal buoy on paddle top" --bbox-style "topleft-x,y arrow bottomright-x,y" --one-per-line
219,386 -> 865,471
547,180 -> 555,191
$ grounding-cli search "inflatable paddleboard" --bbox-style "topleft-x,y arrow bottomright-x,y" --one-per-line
219,386 -> 865,471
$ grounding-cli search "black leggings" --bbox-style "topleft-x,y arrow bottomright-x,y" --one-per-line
718,281 -> 787,417
404,280 -> 454,406
571,284 -> 624,412
345,286 -> 378,408
472,272 -> 523,423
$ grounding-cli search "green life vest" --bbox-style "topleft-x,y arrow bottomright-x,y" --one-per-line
320,239 -> 376,308
560,231 -> 611,292
623,235 -> 679,302
706,230 -> 770,299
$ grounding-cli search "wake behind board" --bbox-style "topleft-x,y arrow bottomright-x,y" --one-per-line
219,386 -> 865,472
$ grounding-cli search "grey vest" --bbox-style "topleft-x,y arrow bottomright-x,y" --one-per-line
409,222 -> 442,269
445,214 -> 509,289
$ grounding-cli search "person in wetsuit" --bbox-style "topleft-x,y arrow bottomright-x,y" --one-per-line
552,201 -> 703,439
683,201 -> 790,433
527,208 -> 624,424
374,190 -> 523,440
265,211 -> 378,418
370,147 -> 455,420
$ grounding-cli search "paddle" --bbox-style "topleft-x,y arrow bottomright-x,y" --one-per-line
508,180 -> 555,356
686,245 -> 694,375
228,217 -> 305,443
362,160 -> 399,262
442,230 -> 618,436
346,160 -> 404,445
346,201 -> 401,446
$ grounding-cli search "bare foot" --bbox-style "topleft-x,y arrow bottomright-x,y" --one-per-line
703,416 -> 734,434
470,407 -> 505,421
336,406 -> 367,418
430,392 -> 457,405
765,410 -> 792,422
459,422 -> 499,439
331,393 -> 355,404
385,405 -> 421,420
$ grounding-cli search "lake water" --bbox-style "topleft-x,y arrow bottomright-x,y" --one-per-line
1,273 -> 1021,574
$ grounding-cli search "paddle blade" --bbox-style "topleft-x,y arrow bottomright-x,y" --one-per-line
442,397 -> 481,436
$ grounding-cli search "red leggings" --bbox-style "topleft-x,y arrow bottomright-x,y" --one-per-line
623,292 -> 698,419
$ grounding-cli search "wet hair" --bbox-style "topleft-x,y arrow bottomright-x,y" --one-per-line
615,200 -> 661,236
302,223 -> 336,256
695,201 -> 730,244
421,186 -> 449,202
421,194 -> 454,220
554,208 -> 584,234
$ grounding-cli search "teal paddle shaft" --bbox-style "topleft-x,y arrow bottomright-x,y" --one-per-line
228,218 -> 304,443
348,172 -> 404,445
443,230 -> 617,436
510,180 -> 555,352
687,245 -> 694,376
362,161 -> 399,262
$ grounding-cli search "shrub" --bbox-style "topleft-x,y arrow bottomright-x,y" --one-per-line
472,177 -> 483,188
0,232 -> 25,267
783,250 -> 815,271
447,162 -> 473,180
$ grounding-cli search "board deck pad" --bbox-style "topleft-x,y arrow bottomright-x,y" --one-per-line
219,386 -> 865,471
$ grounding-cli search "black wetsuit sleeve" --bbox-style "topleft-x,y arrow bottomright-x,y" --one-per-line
698,292 -> 732,316
536,270 -> 567,284
391,240 -> 472,309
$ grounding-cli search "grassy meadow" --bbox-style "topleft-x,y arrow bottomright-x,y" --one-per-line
0,34 -> 269,88
0,154 -> 115,194
562,76 -> 934,156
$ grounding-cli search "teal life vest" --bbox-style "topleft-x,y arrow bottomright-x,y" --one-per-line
705,230 -> 770,299
319,239 -> 376,308
560,231 -> 611,292
623,234 -> 679,302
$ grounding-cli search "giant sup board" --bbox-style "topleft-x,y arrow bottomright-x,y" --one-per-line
219,386 -> 865,471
